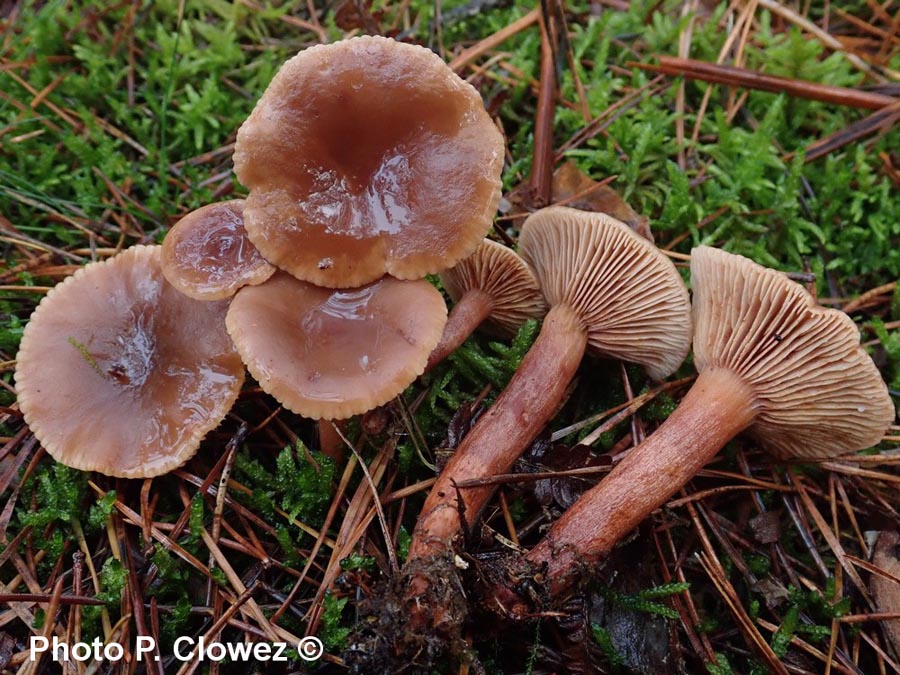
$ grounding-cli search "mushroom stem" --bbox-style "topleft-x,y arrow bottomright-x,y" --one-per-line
527,367 -> 757,595
425,289 -> 494,372
318,419 -> 346,462
410,303 -> 588,559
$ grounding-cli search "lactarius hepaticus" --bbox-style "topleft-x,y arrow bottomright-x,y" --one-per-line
161,199 -> 275,301
15,246 -> 245,478
526,246 -> 895,597
425,238 -> 547,371
225,273 -> 447,421
233,36 -> 504,289
408,206 -> 692,561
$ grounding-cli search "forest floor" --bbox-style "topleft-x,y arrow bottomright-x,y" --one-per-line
1,1 -> 899,673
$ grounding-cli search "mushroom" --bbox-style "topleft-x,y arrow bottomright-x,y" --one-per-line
225,272 -> 447,421
522,246 -> 895,597
233,35 -> 505,289
15,246 -> 245,478
425,238 -> 547,371
161,199 -> 275,301
407,206 -> 692,562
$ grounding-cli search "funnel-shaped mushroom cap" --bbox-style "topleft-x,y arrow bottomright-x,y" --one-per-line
519,206 -> 692,380
15,246 -> 245,478
233,36 -> 505,289
439,239 -> 547,338
226,274 -> 447,420
161,200 -> 275,301
691,246 -> 895,459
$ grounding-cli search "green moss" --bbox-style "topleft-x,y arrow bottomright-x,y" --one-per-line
86,490 -> 118,532
596,581 -> 690,620
591,624 -> 626,670
19,463 -> 87,529
275,443 -> 337,524
320,592 -> 351,651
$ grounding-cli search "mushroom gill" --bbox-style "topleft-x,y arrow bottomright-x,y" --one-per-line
426,238 -> 546,371
522,246 -> 894,597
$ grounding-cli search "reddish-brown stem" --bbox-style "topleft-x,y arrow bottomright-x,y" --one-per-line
527,367 -> 758,596
425,289 -> 494,372
317,419 -> 346,462
409,303 -> 588,560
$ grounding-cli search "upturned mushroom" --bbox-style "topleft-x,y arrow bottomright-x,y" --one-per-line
408,206 -> 692,562
233,36 -> 505,289
161,199 -> 275,301
521,246 -> 895,597
425,238 -> 547,371
15,246 -> 245,478
225,273 -> 447,421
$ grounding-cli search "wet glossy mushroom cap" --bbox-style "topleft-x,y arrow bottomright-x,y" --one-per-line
691,246 -> 895,460
439,239 -> 547,338
233,36 -> 505,288
161,200 -> 275,301
519,206 -> 692,380
15,246 -> 245,478
226,273 -> 447,420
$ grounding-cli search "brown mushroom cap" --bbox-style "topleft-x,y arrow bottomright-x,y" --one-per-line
519,206 -> 692,380
225,273 -> 447,420
161,200 -> 275,301
439,239 -> 547,339
15,246 -> 245,478
691,245 -> 895,460
233,36 -> 505,288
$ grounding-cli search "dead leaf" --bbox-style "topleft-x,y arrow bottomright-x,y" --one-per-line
749,511 -> 782,545
333,0 -> 384,32
445,402 -> 477,450
362,406 -> 389,436
753,577 -> 790,609
525,438 -> 610,510
551,161 -> 653,242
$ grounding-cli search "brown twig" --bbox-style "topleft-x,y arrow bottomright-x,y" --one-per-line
632,57 -> 898,110
793,100 -> 900,163
0,593 -> 103,606
448,8 -> 540,73
528,3 -> 559,208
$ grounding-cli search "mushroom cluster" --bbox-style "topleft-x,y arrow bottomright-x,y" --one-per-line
378,211 -> 895,668
160,196 -> 455,423
499,245 -> 895,604
15,35 -> 506,478
212,35 -> 510,421
10,37 -> 895,663
408,206 -> 693,564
